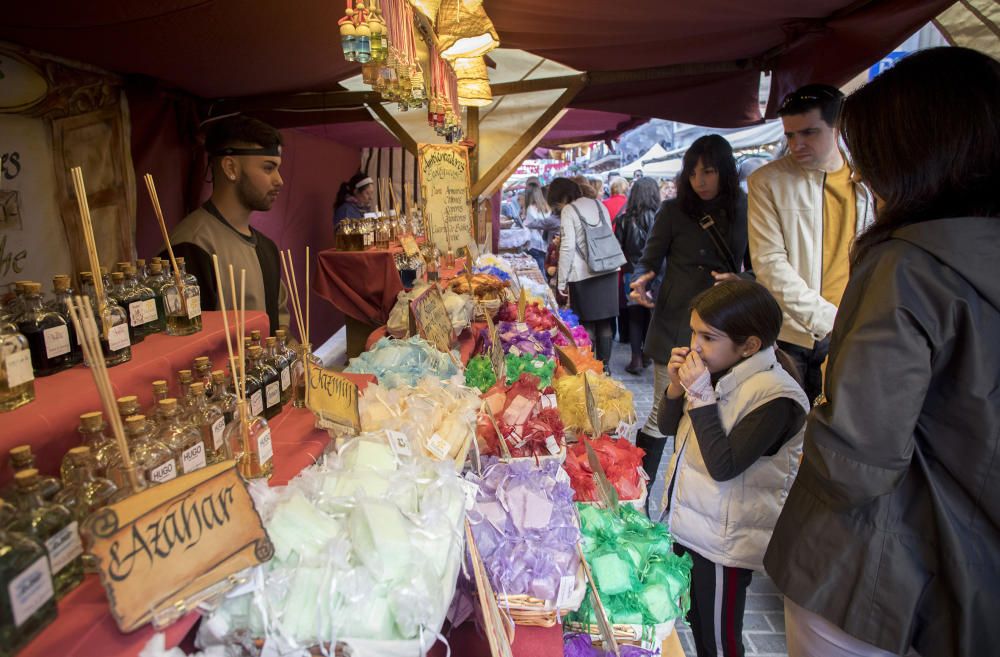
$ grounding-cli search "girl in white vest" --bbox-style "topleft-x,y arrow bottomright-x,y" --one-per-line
657,280 -> 808,657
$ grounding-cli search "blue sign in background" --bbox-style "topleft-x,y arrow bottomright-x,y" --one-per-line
869,51 -> 909,80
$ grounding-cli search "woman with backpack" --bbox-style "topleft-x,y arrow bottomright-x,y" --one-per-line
628,135 -> 748,508
659,279 -> 808,657
548,177 -> 626,371
615,176 -> 662,374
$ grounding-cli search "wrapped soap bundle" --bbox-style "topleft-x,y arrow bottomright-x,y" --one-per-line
554,371 -> 637,434
474,254 -> 516,281
563,633 -> 657,657
345,335 -> 459,387
554,325 -> 593,350
471,264 -> 512,283
480,321 -> 555,359
358,378 -> 479,466
386,283 -> 473,338
497,300 -> 557,334
559,308 -> 581,328
478,374 -> 566,460
465,353 -> 556,393
198,435 -> 467,653
568,504 -> 692,642
565,435 -> 648,505
468,459 -> 584,615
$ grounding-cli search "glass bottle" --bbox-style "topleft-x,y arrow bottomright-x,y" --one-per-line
188,382 -> 229,465
292,343 -> 321,409
109,415 -> 177,488
108,271 -> 140,345
249,330 -> 263,350
162,257 -> 202,336
145,262 -> 169,325
54,447 -> 117,522
211,370 -> 237,425
0,500 -> 57,655
155,399 -> 206,476
134,258 -> 148,280
47,275 -> 83,366
15,282 -> 73,377
192,356 -> 214,398
146,381 -> 169,423
176,369 -> 196,417
240,349 -> 264,418
223,401 -> 272,481
75,412 -> 114,478
10,470 -> 84,598
3,447 -> 60,502
120,263 -> 161,340
263,337 -> 289,406
0,321 -> 35,412
247,346 -> 281,420
270,332 -> 294,405
3,281 -> 32,324
116,395 -> 146,432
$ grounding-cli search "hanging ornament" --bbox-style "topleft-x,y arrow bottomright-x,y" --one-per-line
454,56 -> 492,107
435,0 -> 500,61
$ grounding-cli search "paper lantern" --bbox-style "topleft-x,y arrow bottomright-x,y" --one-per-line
409,0 -> 442,25
435,1 -> 499,61
454,56 -> 492,106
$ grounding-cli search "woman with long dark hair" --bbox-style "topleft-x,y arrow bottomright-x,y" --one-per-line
615,176 -> 661,373
522,181 -> 559,273
628,134 -> 748,512
333,171 -> 375,227
765,47 -> 1000,657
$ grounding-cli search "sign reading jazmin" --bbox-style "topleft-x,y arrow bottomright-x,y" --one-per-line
418,143 -> 472,252
82,461 -> 272,632
306,362 -> 361,433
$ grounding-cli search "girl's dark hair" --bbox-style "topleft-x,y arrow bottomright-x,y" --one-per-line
842,47 -> 1000,265
690,280 -> 802,385
546,177 -> 583,208
335,171 -> 372,208
676,134 -> 741,222
624,177 -> 661,216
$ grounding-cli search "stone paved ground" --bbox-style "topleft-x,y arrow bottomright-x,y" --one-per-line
609,338 -> 789,657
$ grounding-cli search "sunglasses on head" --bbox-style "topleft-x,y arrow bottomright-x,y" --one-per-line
780,88 -> 841,111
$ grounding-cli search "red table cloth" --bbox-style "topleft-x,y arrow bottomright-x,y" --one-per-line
1,311 -> 271,488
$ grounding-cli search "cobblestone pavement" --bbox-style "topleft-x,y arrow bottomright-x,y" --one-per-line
609,337 -> 789,657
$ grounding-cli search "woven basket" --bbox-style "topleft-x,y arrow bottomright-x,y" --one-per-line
564,619 -> 677,650
495,560 -> 587,627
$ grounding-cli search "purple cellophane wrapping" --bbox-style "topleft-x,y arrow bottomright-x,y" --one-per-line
563,633 -> 657,657
468,459 -> 580,602
480,321 -> 555,359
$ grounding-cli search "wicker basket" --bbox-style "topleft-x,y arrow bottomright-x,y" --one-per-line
494,558 -> 587,627
564,619 -> 677,650
579,477 -> 649,511
472,297 -> 502,322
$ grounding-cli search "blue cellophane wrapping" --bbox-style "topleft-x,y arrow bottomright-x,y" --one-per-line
345,335 -> 459,388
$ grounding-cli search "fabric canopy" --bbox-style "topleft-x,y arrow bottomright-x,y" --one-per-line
0,0 -> 955,129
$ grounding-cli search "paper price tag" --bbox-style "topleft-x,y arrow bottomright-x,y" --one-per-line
141,299 -> 158,324
250,390 -> 264,417
386,430 -> 412,457
540,393 -> 558,410
187,294 -> 202,319
265,381 -> 280,408
257,428 -> 273,466
128,301 -> 145,327
426,433 -> 451,460
108,323 -> 130,352
4,350 -> 34,388
43,325 -> 70,358
280,366 -> 290,391
149,459 -> 177,484
9,556 -> 54,628
211,417 -> 226,450
555,574 -> 577,609
45,521 -> 82,574
460,477 -> 480,510
545,435 -> 560,456
181,442 -> 207,474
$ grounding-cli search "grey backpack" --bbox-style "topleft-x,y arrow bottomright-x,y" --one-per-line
569,199 -> 626,274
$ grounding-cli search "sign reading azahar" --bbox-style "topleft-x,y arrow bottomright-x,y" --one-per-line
82,461 -> 273,632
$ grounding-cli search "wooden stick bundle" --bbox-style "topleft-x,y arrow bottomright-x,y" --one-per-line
143,173 -> 188,314
69,167 -> 107,330
65,295 -> 139,491
279,250 -> 309,347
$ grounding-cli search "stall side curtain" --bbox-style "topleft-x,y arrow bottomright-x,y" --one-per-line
362,147 -> 421,213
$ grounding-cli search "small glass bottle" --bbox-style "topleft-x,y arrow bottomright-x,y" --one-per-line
243,352 -> 264,419
116,395 -> 147,433
146,381 -> 169,421
109,271 -> 139,345
0,321 -> 35,412
3,281 -> 32,324
188,382 -> 229,465
4,447 -> 60,502
211,370 -> 237,425
247,346 -> 281,420
263,337 -> 291,406
292,343 -> 322,409
10,470 -> 84,598
271,331 -> 294,405
80,298 -> 131,369
47,275 -> 83,366
155,399 -> 206,476
162,257 -> 202,336
15,282 -> 73,377
0,500 -> 57,654
54,447 -> 117,522
249,330 -> 263,350
192,356 -> 214,398
109,415 -> 177,488
145,262 -> 170,326
134,258 -> 148,280
121,263 -> 161,340
176,369 -> 196,417
223,401 -> 273,480
75,412 -> 114,478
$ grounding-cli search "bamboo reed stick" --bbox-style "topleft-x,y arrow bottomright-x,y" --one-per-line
211,255 -> 243,406
142,174 -> 188,314
70,168 -> 107,320
279,251 -> 305,344
228,265 -> 252,464
304,246 -> 310,347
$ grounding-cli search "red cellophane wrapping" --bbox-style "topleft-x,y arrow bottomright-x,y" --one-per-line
477,373 -> 565,458
496,301 -> 557,333
564,434 -> 647,502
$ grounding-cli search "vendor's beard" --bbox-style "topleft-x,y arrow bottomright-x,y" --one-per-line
236,177 -> 274,212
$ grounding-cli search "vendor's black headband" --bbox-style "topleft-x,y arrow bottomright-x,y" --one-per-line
210,145 -> 282,157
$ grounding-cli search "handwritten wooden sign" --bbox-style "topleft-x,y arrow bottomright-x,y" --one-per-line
418,143 -> 471,252
410,284 -> 455,353
555,345 -> 579,375
81,461 -> 272,632
553,314 -> 576,346
305,362 -> 361,433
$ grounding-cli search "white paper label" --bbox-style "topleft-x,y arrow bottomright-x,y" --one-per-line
44,521 -> 83,574
211,417 -> 226,451
107,323 -> 130,352
187,294 -> 202,319
129,299 -> 158,326
460,478 -> 480,510
8,556 -> 54,628
265,381 -> 280,408
637,465 -> 650,482
43,325 -> 70,358
181,442 -> 207,473
386,430 -> 412,457
280,366 -> 291,391
251,390 -> 264,417
555,574 -> 577,609
426,432 -> 451,460
5,350 -> 34,387
545,435 -> 560,456
257,428 -> 273,465
149,459 -> 177,484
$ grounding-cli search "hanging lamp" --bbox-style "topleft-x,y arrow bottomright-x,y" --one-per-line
435,0 -> 499,61
454,56 -> 492,106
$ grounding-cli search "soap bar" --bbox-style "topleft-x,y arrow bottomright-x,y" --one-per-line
268,492 -> 342,562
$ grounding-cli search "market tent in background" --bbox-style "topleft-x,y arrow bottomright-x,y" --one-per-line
933,0 -> 1000,57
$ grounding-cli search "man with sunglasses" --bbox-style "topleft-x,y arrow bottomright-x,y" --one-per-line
747,84 -> 874,403
166,115 -> 290,333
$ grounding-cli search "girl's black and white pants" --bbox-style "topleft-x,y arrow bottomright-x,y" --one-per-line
676,544 -> 754,657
